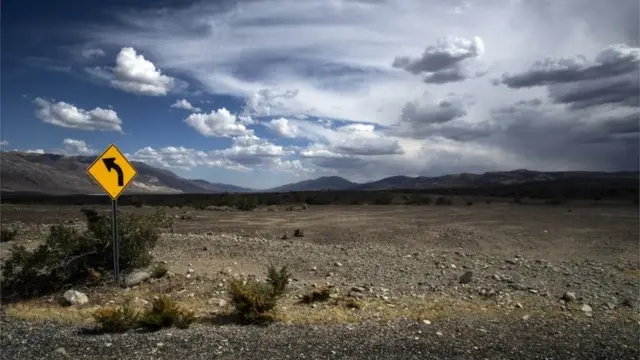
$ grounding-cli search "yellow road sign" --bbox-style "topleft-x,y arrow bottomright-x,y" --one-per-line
87,144 -> 137,200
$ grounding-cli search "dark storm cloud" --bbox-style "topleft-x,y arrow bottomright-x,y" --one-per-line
500,44 -> 639,88
388,94 -> 472,139
547,71 -> 640,109
392,36 -> 485,84
500,44 -> 640,109
335,138 -> 403,156
487,101 -> 639,171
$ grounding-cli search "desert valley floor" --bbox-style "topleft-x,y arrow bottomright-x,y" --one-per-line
1,202 -> 639,359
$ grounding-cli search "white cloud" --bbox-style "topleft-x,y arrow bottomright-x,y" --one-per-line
0,140 -> 8,146
184,108 -> 253,137
265,118 -> 301,138
87,47 -> 176,96
171,99 -> 202,112
81,48 -> 105,59
56,138 -> 97,156
33,97 -> 123,132
24,149 -> 45,154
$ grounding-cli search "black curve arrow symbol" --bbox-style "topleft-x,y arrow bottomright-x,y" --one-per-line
102,158 -> 124,186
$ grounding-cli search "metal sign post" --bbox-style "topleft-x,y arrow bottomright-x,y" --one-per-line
111,199 -> 119,282
86,144 -> 137,284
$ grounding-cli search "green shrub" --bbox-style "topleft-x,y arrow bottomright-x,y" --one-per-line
227,265 -> 291,323
435,196 -> 452,205
138,295 -> 196,330
151,263 -> 169,279
92,304 -> 140,333
236,196 -> 258,211
1,208 -> 164,302
0,227 -> 18,243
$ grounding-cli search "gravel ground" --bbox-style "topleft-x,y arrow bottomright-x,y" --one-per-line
1,204 -> 638,359
1,313 -> 638,360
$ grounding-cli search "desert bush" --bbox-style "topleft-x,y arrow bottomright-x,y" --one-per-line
0,227 -> 18,243
301,287 -> 331,304
435,196 -> 452,205
151,263 -> 169,279
131,198 -> 144,208
293,229 -> 304,238
372,195 -> 393,205
92,304 -> 140,333
0,208 -> 164,302
236,196 -> 258,211
227,265 -> 291,323
138,295 -> 196,330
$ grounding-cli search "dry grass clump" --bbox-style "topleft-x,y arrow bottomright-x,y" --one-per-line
92,295 -> 195,333
300,287 -> 332,304
227,265 -> 291,324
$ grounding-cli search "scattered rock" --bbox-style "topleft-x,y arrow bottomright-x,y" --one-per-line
515,303 -> 523,309
63,290 -> 88,306
187,268 -> 195,274
522,314 -> 531,321
422,320 -> 432,325
528,289 -> 539,294
348,291 -> 366,299
580,304 -> 593,313
53,347 -> 67,357
208,298 -> 228,307
621,298 -> 634,308
334,262 -> 343,267
131,298 -> 149,308
561,291 -> 577,302
506,259 -> 518,265
459,271 -> 473,284
125,271 -> 151,287
351,286 -> 366,293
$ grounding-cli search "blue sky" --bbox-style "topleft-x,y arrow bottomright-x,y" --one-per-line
2,0 -> 638,189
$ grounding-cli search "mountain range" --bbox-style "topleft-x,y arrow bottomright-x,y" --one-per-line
1,151 -> 638,195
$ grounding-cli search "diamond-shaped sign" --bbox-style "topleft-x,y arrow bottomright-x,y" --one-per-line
87,144 -> 137,200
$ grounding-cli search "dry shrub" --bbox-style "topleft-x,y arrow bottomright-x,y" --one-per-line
150,263 -> 169,279
301,287 -> 332,304
227,265 -> 291,323
0,227 -> 18,243
92,304 -> 140,333
138,295 -> 196,330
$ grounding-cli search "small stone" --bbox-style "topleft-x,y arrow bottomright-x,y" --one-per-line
606,302 -> 616,310
351,286 -> 366,293
528,289 -> 539,294
450,264 -> 457,269
63,290 -> 88,306
187,268 -> 195,274
580,304 -> 593,313
131,298 -> 149,308
125,271 -> 151,287
349,291 -> 366,299
515,303 -> 523,309
436,331 -> 443,336
506,259 -> 518,265
422,320 -> 432,325
459,271 -> 473,284
53,347 -> 67,356
622,298 -> 634,308
492,274 -> 502,281
334,262 -> 343,267
311,266 -> 318,272
522,314 -> 531,320
561,291 -> 577,302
